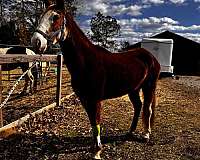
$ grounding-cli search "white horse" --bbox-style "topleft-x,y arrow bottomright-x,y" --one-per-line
0,46 -> 38,94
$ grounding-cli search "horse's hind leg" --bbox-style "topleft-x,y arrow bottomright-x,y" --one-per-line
21,73 -> 28,94
142,81 -> 157,140
128,90 -> 142,134
22,70 -> 34,94
32,64 -> 39,92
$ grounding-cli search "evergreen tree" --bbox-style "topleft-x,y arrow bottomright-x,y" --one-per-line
90,12 -> 120,50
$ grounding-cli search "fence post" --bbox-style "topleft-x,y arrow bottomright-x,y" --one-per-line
0,65 -> 3,127
56,54 -> 63,106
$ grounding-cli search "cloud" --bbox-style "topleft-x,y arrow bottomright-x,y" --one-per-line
118,17 -> 179,32
80,0 -> 109,15
160,24 -> 200,31
78,1 -> 200,44
169,0 -> 186,4
179,32 -> 200,43
141,0 -> 164,4
111,5 -> 143,16
81,0 -> 144,16
194,0 -> 200,10
141,0 -> 187,5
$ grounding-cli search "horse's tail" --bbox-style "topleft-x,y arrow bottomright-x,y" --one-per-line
140,48 -> 160,130
151,59 -> 160,127
137,48 -> 155,70
150,90 -> 156,127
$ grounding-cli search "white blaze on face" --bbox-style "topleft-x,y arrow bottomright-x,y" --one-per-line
38,10 -> 55,34
31,10 -> 59,52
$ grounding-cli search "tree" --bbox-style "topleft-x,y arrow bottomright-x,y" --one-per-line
0,21 -> 19,44
120,41 -> 130,51
0,0 -> 46,45
90,12 -> 120,50
0,0 -> 82,45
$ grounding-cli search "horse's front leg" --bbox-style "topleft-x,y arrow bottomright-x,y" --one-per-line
85,101 -> 102,159
22,74 -> 29,94
27,70 -> 34,93
92,124 -> 102,159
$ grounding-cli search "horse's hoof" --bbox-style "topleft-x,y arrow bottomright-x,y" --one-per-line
143,137 -> 150,143
126,131 -> 132,136
93,150 -> 101,159
143,133 -> 150,139
20,91 -> 28,96
93,146 -> 102,160
142,133 -> 150,143
126,132 -> 134,139
126,131 -> 139,138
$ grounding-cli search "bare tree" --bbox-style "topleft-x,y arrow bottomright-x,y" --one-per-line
0,0 -> 82,45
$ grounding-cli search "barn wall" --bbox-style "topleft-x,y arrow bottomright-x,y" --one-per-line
153,31 -> 200,75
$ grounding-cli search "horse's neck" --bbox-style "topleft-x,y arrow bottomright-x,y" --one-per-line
60,38 -> 85,75
60,16 -> 96,74
69,17 -> 94,53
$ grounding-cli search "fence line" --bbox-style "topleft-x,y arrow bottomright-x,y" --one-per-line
0,44 -> 61,52
0,92 -> 75,138
0,60 -> 38,110
0,54 -> 63,127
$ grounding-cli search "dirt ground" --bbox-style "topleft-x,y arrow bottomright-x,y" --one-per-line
0,68 -> 199,160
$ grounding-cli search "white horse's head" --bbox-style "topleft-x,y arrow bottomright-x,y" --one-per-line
31,0 -> 68,53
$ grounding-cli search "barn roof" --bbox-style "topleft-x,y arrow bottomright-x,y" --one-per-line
152,30 -> 200,47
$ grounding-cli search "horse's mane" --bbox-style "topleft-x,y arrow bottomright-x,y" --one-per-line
65,13 -> 94,48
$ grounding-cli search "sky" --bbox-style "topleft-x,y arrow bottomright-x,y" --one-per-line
75,0 -> 200,45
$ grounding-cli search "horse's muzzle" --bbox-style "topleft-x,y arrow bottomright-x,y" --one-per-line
31,34 -> 47,54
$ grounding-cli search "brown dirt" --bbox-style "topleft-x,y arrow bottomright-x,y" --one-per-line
0,68 -> 199,160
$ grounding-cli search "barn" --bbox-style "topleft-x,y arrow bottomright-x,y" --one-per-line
126,30 -> 200,75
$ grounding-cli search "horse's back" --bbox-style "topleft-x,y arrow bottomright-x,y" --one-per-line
0,46 -> 35,55
0,48 -> 10,55
84,48 -> 155,99
0,46 -> 36,71
100,47 -> 158,70
7,46 -> 35,55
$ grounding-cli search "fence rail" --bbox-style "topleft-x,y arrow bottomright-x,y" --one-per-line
0,54 -> 63,127
0,54 -> 58,64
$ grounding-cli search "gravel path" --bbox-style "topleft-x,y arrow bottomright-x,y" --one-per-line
176,76 -> 200,90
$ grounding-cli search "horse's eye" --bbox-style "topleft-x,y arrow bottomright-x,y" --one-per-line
53,15 -> 60,22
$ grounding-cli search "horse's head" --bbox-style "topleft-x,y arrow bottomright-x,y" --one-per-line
31,0 -> 68,53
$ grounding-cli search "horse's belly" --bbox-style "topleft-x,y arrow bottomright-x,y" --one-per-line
103,80 -> 131,99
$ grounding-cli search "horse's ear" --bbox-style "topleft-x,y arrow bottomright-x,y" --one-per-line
44,0 -> 52,8
56,0 -> 65,10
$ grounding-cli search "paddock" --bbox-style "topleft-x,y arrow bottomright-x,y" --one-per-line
0,48 -> 199,160
0,68 -> 199,159
0,53 -> 67,133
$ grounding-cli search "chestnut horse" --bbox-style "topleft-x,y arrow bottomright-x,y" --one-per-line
0,46 -> 38,94
31,0 -> 160,159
